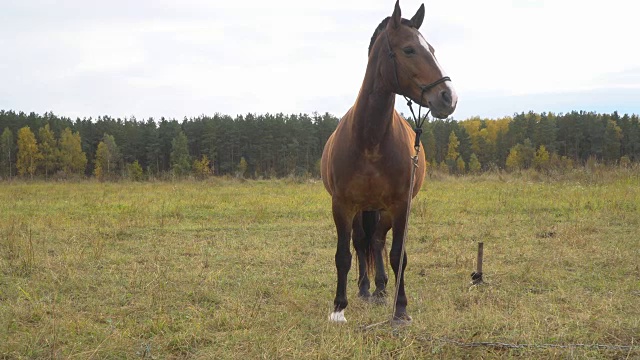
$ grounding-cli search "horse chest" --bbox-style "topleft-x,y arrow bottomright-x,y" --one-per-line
363,146 -> 383,162
342,163 -> 401,208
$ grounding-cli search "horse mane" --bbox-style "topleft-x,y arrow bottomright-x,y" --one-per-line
368,17 -> 414,56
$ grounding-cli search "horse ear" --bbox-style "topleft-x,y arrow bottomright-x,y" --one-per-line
390,0 -> 401,29
410,4 -> 425,29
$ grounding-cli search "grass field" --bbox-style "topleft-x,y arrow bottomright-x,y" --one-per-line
1,170 -> 639,359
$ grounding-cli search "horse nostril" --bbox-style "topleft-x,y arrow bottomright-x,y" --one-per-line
440,90 -> 452,106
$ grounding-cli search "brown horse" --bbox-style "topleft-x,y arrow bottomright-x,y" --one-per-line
321,1 -> 457,323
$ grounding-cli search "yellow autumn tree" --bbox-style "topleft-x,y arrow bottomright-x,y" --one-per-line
193,154 -> 212,179
505,147 -> 522,172
237,156 -> 248,178
445,131 -> 459,173
446,131 -> 460,163
38,124 -> 59,178
58,128 -> 87,176
94,141 -> 108,180
534,145 -> 550,171
126,160 -> 144,181
17,126 -> 42,179
93,134 -> 120,180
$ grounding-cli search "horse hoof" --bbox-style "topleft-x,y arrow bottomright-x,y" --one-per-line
391,313 -> 412,327
328,310 -> 347,323
358,290 -> 372,299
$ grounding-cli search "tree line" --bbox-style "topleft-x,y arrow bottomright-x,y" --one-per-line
0,109 -> 638,180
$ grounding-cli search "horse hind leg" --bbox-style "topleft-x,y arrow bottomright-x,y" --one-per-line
352,212 -> 371,299
372,211 -> 391,302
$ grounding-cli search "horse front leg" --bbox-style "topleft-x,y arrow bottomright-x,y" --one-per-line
329,200 -> 355,323
390,209 -> 411,324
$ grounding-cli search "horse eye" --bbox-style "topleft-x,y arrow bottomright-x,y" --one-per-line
402,47 -> 415,55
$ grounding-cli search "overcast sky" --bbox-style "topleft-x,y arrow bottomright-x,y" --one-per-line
1,0 -> 639,121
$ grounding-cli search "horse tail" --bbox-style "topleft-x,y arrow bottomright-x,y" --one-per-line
362,210 -> 379,277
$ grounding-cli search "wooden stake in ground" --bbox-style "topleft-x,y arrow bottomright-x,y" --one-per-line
471,242 -> 484,285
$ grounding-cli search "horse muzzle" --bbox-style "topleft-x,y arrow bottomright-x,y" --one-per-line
424,84 -> 457,119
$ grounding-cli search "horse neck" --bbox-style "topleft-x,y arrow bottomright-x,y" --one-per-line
351,52 -> 396,149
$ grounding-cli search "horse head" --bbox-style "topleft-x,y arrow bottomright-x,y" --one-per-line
371,1 -> 458,119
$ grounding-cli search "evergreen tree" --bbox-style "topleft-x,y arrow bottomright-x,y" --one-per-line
431,120 -> 449,164
158,118 -> 181,173
422,125 -> 437,164
535,113 -> 557,153
456,156 -> 466,174
557,111 -> 584,161
603,120 -> 622,163
120,117 -> 145,166
143,118 -> 161,176
201,118 -> 218,172
0,127 -> 15,179
495,128 -> 510,168
170,131 -> 191,176
469,153 -> 481,174
587,114 -> 606,160
519,139 -> 536,169
627,116 -> 640,161
506,112 -> 533,150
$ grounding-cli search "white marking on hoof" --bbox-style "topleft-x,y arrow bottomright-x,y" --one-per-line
328,310 -> 347,323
